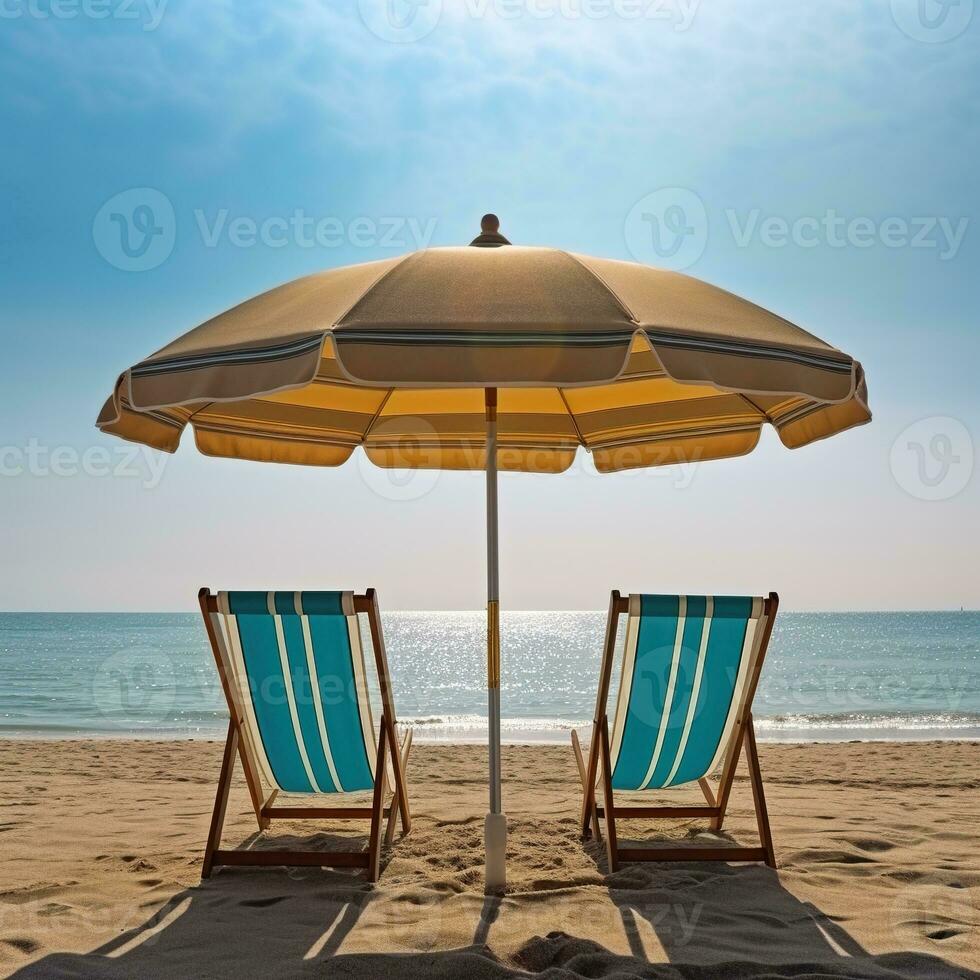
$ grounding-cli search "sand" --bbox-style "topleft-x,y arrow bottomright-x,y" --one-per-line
0,738 -> 976,978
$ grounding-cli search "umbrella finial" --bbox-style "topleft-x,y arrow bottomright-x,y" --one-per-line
470,214 -> 511,247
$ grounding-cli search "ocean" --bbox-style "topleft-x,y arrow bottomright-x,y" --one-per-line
0,611 -> 977,742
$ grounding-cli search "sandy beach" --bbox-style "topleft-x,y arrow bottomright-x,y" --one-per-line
0,738 -> 976,978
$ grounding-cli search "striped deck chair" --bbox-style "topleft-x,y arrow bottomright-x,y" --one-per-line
572,591 -> 779,871
198,588 -> 412,881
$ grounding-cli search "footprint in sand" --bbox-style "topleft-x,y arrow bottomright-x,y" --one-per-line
239,896 -> 289,908
847,837 -> 897,853
126,859 -> 158,872
2,937 -> 42,954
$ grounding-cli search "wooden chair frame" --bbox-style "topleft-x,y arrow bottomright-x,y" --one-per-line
574,591 -> 779,871
198,587 -> 412,882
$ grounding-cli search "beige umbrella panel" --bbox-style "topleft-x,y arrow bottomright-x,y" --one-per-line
98,246 -> 869,472
97,227 -> 871,891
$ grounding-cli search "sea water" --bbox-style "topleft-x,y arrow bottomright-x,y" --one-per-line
0,611 -> 977,742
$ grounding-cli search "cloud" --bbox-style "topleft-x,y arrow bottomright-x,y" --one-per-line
1,0 -> 975,209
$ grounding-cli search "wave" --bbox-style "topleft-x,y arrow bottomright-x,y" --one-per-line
402,715 -> 586,742
2,711 -> 977,743
402,711 -> 980,743
755,711 -> 980,733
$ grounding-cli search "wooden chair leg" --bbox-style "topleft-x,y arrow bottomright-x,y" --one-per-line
202,720 -> 238,879
591,795 -> 602,842
710,725 -> 746,831
572,729 -> 602,841
384,786 -> 397,848
598,718 -> 618,872
389,722 -> 412,836
698,777 -> 716,807
367,724 -> 388,883
385,729 -> 413,846
578,728 -> 601,839
365,591 -> 411,837
258,790 -> 277,831
378,742 -> 390,834
238,738 -> 269,831
743,715 -> 776,868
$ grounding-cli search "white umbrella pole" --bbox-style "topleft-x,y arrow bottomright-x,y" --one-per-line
484,387 -> 506,891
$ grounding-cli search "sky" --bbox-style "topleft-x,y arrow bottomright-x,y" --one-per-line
0,0 -> 977,612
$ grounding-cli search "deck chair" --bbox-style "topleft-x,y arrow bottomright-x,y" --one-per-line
573,591 -> 779,871
198,588 -> 412,881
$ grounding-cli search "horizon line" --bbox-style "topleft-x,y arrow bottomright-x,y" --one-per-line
1,607 -> 976,616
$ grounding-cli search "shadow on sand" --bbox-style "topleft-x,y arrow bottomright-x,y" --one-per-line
13,848 -> 976,980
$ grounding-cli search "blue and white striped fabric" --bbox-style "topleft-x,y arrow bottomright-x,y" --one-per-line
608,595 -> 767,791
209,591 -> 377,794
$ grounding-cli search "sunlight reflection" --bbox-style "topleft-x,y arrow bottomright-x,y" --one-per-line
304,903 -> 352,960
624,905 -> 667,961
106,898 -> 192,959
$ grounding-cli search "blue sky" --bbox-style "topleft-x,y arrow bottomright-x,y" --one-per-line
1,0 -> 977,610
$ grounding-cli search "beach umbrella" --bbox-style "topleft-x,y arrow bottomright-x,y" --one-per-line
97,215 -> 870,890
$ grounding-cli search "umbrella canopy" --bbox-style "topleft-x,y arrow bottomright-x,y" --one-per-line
98,243 -> 869,471
97,219 -> 870,891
